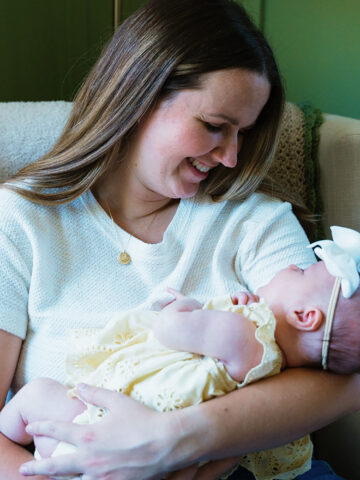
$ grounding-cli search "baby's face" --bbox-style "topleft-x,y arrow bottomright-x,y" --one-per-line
257,261 -> 334,309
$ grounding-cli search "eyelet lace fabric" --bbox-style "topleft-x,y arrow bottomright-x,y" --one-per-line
48,297 -> 312,480
222,436 -> 312,480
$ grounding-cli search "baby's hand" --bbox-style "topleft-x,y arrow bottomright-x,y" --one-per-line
154,288 -> 203,349
231,291 -> 259,305
161,287 -> 203,313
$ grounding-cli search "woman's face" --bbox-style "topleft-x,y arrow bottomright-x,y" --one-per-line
124,68 -> 270,201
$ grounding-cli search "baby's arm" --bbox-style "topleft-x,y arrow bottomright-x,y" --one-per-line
154,290 -> 263,382
0,378 -> 86,459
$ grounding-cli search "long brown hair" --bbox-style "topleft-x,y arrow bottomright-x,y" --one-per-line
4,0 -> 285,206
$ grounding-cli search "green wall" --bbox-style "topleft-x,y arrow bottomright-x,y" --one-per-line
234,0 -> 360,119
1,0 -> 359,118
263,0 -> 360,119
237,0 -> 262,28
0,0 -> 113,101
121,0 -> 147,22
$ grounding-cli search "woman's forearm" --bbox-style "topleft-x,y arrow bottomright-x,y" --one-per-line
0,433 -> 46,480
173,369 -> 360,464
18,371 -> 360,479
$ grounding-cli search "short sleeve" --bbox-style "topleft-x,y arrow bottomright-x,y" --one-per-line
0,230 -> 30,338
236,200 -> 316,293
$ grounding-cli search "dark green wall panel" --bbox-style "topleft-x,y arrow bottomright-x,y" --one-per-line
0,0 -> 113,101
1,0 -> 359,118
121,0 -> 147,21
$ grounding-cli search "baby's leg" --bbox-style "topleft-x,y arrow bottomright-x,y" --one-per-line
0,377 -> 86,458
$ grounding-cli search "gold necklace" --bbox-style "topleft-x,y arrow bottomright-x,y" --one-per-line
105,199 -> 165,265
105,200 -> 132,265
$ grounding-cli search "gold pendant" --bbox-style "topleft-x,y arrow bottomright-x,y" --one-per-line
118,251 -> 131,265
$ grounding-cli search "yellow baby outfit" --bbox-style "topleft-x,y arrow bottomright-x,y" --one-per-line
52,296 -> 312,480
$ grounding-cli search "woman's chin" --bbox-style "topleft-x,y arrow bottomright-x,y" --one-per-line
177,186 -> 200,199
168,181 -> 200,200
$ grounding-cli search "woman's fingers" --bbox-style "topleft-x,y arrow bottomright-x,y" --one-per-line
21,389 -> 171,479
25,420 -> 83,445
193,457 -> 240,479
19,453 -> 82,477
167,465 -> 198,479
74,383 -> 120,409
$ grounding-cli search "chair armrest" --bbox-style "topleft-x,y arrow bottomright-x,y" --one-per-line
315,112 -> 360,479
318,113 -> 360,235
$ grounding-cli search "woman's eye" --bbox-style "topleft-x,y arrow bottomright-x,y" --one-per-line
204,122 -> 222,133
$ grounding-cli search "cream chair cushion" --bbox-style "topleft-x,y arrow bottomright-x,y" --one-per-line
0,101 -> 72,182
319,113 -> 360,234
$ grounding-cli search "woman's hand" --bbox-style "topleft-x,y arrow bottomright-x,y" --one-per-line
167,465 -> 199,480
19,384 -> 178,480
192,458 -> 242,479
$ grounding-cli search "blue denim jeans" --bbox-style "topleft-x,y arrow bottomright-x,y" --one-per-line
226,459 -> 345,479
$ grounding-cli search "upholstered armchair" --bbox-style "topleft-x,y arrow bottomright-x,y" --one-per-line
0,101 -> 359,479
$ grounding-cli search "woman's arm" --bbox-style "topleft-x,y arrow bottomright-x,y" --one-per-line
179,369 -> 360,459
19,369 -> 360,479
0,330 -> 46,480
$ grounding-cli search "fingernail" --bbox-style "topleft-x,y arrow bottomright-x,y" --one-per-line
19,464 -> 29,474
76,383 -> 88,394
25,424 -> 34,435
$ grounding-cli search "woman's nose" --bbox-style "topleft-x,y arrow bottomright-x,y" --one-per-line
211,134 -> 242,168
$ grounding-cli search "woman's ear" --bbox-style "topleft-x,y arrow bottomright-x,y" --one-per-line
286,308 -> 324,332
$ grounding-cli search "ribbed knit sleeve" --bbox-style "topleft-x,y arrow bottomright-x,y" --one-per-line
0,192 -> 32,339
234,196 -> 315,293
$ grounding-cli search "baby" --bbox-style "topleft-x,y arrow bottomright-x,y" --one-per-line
1,226 -> 359,480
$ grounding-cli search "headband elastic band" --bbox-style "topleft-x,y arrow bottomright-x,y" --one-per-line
321,277 -> 341,370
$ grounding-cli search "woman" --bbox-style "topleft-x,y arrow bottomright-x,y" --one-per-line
0,0 -> 358,479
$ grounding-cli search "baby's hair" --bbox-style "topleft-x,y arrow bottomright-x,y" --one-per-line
327,285 -> 360,374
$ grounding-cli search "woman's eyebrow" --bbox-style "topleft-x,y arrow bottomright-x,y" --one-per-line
208,113 -> 256,129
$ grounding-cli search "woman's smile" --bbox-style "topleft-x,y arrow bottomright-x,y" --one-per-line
120,68 -> 270,202
187,157 -> 212,174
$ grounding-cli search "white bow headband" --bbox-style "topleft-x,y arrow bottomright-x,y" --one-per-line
308,226 -> 360,369
309,226 -> 360,298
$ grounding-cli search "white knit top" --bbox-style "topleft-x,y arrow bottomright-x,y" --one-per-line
0,187 -> 315,393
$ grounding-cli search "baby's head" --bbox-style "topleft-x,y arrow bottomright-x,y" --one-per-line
257,226 -> 360,374
326,283 -> 360,373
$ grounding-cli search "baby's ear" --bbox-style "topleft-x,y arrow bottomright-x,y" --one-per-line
286,308 -> 324,331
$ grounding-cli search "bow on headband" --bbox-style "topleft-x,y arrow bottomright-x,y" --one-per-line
309,226 -> 360,298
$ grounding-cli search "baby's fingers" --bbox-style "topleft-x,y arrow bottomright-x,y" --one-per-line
167,287 -> 186,299
232,292 -> 259,305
